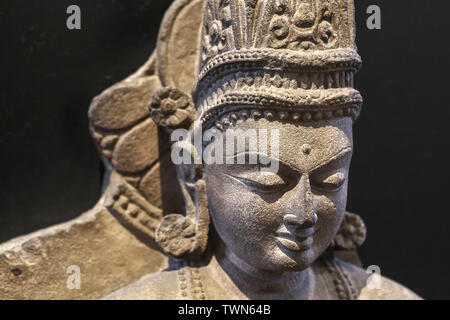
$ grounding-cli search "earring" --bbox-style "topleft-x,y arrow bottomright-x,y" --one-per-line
149,88 -> 210,259
331,212 -> 367,250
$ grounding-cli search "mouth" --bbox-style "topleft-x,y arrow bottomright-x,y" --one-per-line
276,232 -> 315,252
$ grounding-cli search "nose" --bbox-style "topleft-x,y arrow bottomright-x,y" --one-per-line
283,173 -> 318,229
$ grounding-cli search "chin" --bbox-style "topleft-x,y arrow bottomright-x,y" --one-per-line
259,247 -> 318,272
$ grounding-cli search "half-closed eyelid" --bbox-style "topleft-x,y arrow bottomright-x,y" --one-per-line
224,172 -> 290,193
226,171 -> 285,184
321,172 -> 345,184
310,171 -> 346,192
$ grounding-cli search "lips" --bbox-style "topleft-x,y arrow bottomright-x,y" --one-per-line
276,229 -> 316,252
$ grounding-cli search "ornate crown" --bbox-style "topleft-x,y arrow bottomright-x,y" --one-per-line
192,0 -> 362,128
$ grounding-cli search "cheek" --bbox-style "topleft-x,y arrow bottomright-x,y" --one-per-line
313,187 -> 348,246
315,179 -> 348,217
314,195 -> 340,228
204,171 -> 282,253
207,181 -> 280,237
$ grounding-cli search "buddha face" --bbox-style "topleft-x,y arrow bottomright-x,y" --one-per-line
204,114 -> 353,272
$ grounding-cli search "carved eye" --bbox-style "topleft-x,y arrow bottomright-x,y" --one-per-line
228,171 -> 289,194
311,171 -> 346,192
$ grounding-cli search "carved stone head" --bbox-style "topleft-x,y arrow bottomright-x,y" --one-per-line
149,0 -> 366,272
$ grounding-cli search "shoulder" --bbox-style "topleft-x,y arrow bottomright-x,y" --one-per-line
357,276 -> 422,300
335,258 -> 422,300
102,269 -> 181,300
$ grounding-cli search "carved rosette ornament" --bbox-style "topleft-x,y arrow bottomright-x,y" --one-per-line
331,212 -> 367,250
149,87 -> 195,130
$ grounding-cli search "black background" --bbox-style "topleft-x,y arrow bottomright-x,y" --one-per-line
0,0 -> 449,299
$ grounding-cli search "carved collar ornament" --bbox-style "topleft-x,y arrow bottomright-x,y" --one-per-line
192,0 -> 362,129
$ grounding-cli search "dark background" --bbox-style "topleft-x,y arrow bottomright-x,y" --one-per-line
0,0 -> 448,299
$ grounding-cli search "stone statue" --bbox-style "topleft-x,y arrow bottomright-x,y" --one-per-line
0,0 -> 420,300
103,0 -> 420,300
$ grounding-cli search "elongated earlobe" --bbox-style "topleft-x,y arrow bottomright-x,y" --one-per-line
148,87 -> 210,259
155,142 -> 210,258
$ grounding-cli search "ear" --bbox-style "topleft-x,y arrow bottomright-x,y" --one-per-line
155,141 -> 210,258
148,87 -> 210,259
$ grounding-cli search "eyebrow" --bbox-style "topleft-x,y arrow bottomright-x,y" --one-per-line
309,147 -> 353,173
222,147 -> 352,174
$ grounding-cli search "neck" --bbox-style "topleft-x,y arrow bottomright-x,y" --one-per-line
212,240 -> 314,299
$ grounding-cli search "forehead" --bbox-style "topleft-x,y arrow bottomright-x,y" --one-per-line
219,116 -> 353,171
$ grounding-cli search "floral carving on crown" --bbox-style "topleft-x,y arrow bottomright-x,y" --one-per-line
200,0 -> 351,67
201,0 -> 235,62
266,0 -> 340,50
